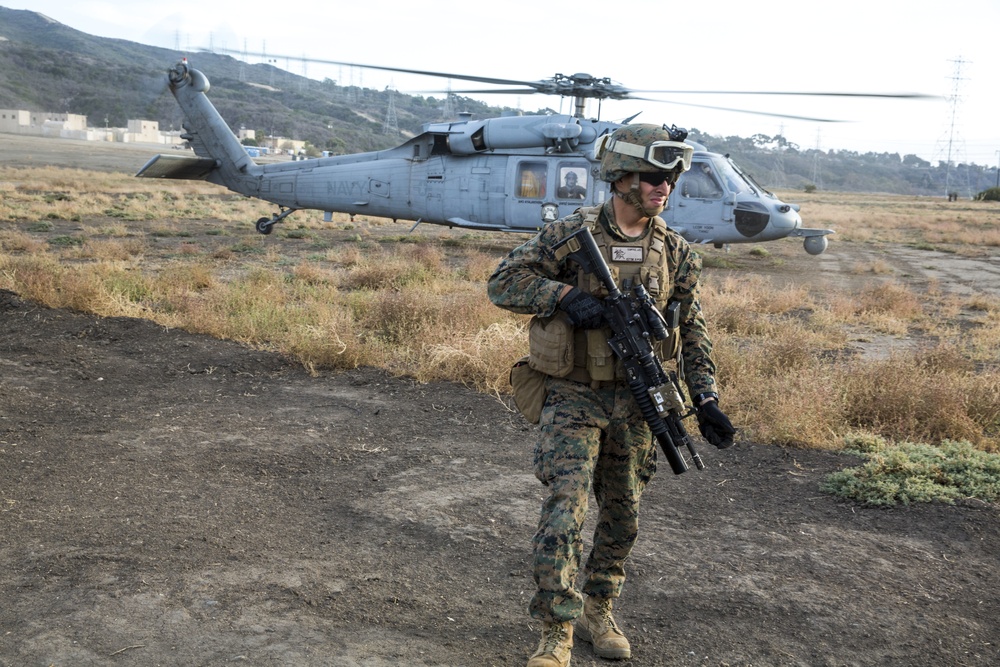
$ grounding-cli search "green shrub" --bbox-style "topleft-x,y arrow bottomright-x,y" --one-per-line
821,437 -> 1000,506
701,254 -> 736,269
975,187 -> 1000,202
48,235 -> 83,247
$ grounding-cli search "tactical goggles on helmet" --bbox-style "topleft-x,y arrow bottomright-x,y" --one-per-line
606,138 -> 693,172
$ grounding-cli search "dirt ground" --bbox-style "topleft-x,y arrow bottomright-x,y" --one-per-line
1,136 -> 999,667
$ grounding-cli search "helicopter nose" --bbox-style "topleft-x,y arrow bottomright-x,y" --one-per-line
771,203 -> 801,232
735,200 -> 800,238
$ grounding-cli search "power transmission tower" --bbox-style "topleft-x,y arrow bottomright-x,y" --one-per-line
383,87 -> 399,135
767,123 -> 787,188
239,39 -> 247,82
811,128 -> 823,189
344,66 -> 358,105
441,81 -> 455,120
935,56 -> 971,198
264,42 -> 276,88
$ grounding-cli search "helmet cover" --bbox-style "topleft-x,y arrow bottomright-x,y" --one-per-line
598,124 -> 693,183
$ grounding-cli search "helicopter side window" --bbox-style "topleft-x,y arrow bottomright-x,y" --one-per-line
556,166 -> 588,200
682,162 -> 723,199
518,162 -> 547,199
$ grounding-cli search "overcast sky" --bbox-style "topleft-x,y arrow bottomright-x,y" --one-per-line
7,0 -> 999,166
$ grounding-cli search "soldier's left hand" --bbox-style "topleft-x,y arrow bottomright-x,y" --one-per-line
697,401 -> 736,449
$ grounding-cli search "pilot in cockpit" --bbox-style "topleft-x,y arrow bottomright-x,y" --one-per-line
682,163 -> 723,198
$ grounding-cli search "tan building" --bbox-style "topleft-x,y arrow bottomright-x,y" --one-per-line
0,110 -> 32,133
125,119 -> 164,144
0,110 -> 284,151
0,110 -> 88,137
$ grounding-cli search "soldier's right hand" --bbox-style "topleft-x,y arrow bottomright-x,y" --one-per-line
559,287 -> 606,329
697,401 -> 737,449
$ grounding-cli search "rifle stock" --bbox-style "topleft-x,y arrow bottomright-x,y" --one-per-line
554,227 -> 703,474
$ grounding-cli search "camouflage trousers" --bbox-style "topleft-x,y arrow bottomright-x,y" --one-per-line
528,376 -> 657,623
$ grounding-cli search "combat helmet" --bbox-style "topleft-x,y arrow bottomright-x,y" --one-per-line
598,124 -> 693,183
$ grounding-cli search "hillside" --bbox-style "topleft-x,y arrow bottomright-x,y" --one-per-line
0,6 -> 995,196
0,6 -> 525,155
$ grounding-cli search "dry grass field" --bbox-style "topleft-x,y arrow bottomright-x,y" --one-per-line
2,143 -> 998,455
1,135 -> 999,667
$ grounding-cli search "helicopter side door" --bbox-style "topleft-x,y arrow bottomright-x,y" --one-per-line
420,156 -> 446,224
506,159 -> 600,231
506,158 -> 550,231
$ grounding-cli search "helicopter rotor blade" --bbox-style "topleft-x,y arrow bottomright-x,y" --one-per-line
420,88 -> 550,96
626,96 -> 848,123
627,89 -> 941,100
201,48 -> 939,120
202,48 -> 540,89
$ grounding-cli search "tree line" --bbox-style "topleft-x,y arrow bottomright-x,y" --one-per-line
690,131 -> 999,198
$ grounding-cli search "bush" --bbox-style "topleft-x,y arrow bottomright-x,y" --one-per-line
975,187 -> 1000,202
821,437 -> 1000,506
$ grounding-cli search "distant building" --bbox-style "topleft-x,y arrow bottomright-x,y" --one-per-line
0,110 -> 32,133
123,119 -> 163,144
0,109 -> 181,145
0,109 -> 296,155
0,110 -> 88,138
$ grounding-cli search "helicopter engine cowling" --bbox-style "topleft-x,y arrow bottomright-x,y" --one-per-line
445,115 -> 586,155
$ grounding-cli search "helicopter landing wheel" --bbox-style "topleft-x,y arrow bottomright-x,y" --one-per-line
255,207 -> 296,235
256,217 -> 274,235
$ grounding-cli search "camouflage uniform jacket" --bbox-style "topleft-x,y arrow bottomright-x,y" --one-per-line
488,200 -> 718,398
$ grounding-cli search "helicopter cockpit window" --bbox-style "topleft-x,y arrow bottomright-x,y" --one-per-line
557,167 -> 588,200
518,162 -> 547,199
716,159 -> 751,196
681,162 -> 723,199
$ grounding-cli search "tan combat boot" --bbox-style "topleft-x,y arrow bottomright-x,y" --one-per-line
527,620 -> 573,667
574,595 -> 631,660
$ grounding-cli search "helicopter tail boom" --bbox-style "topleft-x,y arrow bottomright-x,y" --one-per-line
137,60 -> 260,190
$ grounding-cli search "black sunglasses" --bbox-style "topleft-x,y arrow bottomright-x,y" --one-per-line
638,172 -> 674,187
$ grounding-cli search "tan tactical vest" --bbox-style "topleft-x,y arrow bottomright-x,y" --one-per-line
535,206 -> 677,384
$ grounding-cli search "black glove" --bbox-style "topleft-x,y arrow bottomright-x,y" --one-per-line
697,401 -> 736,449
558,287 -> 606,329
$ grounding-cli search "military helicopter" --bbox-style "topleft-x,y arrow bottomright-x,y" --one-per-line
137,56 -> 931,255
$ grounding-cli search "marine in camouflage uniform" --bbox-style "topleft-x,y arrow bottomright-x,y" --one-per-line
487,124 -> 735,666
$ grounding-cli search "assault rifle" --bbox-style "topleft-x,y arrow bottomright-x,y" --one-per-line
554,227 -> 703,474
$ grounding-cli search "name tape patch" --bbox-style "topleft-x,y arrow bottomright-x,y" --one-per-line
610,246 -> 644,263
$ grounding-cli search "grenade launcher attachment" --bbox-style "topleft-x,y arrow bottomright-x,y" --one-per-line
553,227 -> 703,474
